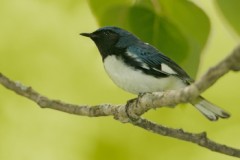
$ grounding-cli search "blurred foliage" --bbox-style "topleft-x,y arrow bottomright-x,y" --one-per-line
216,0 -> 240,36
88,0 -> 210,78
0,0 -> 240,160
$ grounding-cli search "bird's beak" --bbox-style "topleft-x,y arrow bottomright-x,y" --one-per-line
80,32 -> 99,39
80,33 -> 92,37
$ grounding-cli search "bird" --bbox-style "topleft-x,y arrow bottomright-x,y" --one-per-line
80,26 -> 230,121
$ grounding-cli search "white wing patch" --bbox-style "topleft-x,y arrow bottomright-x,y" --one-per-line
126,51 -> 150,69
161,63 -> 176,74
152,67 -> 162,72
126,51 -> 140,60
127,51 -> 176,75
141,63 -> 150,70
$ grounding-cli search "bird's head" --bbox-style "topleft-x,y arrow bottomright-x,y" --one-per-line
80,26 -> 139,58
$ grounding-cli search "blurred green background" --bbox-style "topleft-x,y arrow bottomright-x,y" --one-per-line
0,0 -> 240,160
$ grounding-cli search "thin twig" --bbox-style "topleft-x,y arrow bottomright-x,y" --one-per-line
132,118 -> 240,157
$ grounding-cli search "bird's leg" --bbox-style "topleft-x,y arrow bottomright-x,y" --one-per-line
125,98 -> 140,122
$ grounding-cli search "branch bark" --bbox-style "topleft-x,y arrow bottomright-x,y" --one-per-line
0,45 -> 240,157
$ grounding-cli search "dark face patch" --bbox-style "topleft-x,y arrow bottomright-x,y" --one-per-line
90,30 -> 120,58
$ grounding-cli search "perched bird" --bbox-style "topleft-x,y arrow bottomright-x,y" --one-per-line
80,26 -> 230,121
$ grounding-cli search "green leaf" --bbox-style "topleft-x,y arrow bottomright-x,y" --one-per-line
216,0 -> 240,36
127,6 -> 188,63
87,0 -> 210,78
88,0 -> 131,27
157,0 -> 210,77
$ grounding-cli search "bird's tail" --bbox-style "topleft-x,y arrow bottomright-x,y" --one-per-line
191,96 -> 230,121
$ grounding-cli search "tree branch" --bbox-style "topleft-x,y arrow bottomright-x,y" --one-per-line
0,45 -> 240,157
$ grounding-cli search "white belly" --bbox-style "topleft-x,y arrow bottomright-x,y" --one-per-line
103,55 -> 186,94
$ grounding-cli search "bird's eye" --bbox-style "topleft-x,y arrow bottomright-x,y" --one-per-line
104,31 -> 110,36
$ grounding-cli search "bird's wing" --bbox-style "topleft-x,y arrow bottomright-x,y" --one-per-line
127,43 -> 193,84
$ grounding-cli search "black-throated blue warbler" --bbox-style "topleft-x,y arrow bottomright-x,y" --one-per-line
80,26 -> 230,121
